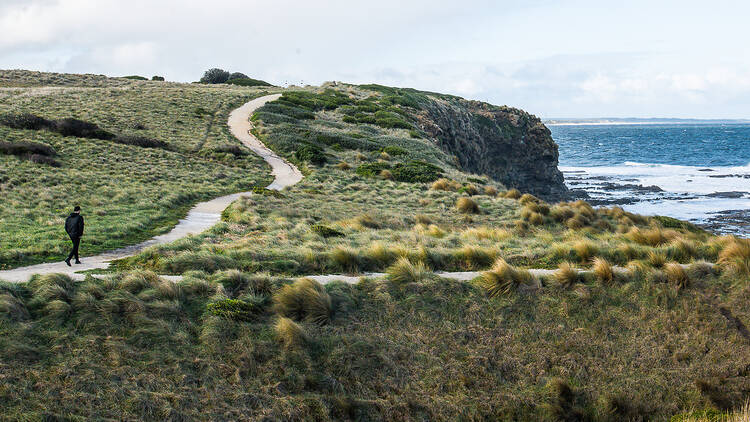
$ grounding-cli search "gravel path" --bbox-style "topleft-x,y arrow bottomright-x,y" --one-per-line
0,94 -> 297,283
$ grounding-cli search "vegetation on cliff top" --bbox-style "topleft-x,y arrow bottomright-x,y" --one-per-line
0,71 -> 749,420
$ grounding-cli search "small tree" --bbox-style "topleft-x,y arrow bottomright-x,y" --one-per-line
151,75 -> 165,81
228,72 -> 248,80
200,68 -> 230,84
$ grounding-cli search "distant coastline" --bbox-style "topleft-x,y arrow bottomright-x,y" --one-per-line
545,117 -> 750,126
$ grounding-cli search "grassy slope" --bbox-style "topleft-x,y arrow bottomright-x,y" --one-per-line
1,77 -> 750,420
0,72 -> 277,268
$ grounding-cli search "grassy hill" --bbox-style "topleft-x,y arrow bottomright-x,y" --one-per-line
1,71 -> 749,420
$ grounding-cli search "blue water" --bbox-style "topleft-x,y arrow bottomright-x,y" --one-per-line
547,123 -> 750,236
550,124 -> 750,167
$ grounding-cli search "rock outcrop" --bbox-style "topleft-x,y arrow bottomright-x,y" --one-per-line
415,96 -> 568,201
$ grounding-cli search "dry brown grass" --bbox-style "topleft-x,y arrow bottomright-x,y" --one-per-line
503,188 -> 521,199
274,316 -> 307,350
483,186 -> 498,196
554,262 -> 580,288
572,240 -> 598,263
664,262 -> 690,289
456,197 -> 479,214
430,177 -> 461,191
718,237 -> 750,276
386,257 -> 430,285
592,257 -> 614,285
480,258 -> 535,297
273,278 -> 332,325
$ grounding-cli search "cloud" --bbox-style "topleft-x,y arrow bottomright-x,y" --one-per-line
1,0 -> 749,118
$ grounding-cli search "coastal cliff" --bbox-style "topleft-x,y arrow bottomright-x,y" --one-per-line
416,95 -> 568,200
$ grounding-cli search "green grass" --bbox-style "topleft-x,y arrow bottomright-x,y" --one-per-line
0,72 -> 277,268
2,72 -> 750,420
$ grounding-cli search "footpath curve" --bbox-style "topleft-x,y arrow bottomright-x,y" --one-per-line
0,94 -> 298,283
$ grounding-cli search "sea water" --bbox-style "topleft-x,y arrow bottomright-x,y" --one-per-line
549,123 -> 750,236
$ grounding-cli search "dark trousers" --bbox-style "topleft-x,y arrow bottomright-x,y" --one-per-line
67,236 -> 81,262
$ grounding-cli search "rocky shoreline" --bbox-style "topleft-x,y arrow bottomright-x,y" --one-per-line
562,169 -> 750,237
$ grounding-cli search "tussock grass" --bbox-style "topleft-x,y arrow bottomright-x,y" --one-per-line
330,246 -> 362,272
664,262 -> 690,289
274,316 -> 307,350
480,258 -> 535,297
456,197 -> 479,214
572,240 -> 598,263
718,237 -> 750,276
554,262 -> 580,288
386,257 -> 430,285
273,278 -> 332,325
592,257 -> 614,285
647,250 -> 668,268
503,188 -> 522,199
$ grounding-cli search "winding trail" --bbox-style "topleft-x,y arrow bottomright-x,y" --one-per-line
0,93 -> 716,287
0,94 -> 299,283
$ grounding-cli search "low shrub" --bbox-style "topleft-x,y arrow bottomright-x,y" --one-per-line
122,75 -> 148,80
212,144 -> 247,156
460,184 -> 479,196
226,77 -> 273,87
356,162 -> 391,178
251,186 -> 284,197
480,258 -> 534,297
391,161 -> 443,183
113,135 -> 169,150
207,298 -> 261,321
295,144 -> 326,164
311,224 -> 344,238
151,75 -> 165,81
200,68 -> 230,84
456,197 -> 479,214
274,278 -> 332,325
54,118 -> 114,140
386,257 -> 430,285
28,154 -> 60,167
382,145 -> 407,156
0,113 -> 53,130
0,140 -> 56,157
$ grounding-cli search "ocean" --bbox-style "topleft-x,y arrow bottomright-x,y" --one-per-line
549,123 -> 750,237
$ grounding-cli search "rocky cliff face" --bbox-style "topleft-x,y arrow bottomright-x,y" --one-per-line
414,96 -> 568,201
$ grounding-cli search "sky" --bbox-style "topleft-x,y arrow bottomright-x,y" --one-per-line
1,0 -> 750,118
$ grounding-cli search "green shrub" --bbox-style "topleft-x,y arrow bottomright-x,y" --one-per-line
251,186 -> 284,197
0,140 -> 56,157
122,75 -> 147,80
0,113 -> 53,130
311,224 -> 344,238
207,298 -> 261,321
278,90 -> 353,111
382,145 -> 407,156
151,75 -> 165,81
226,77 -> 273,87
390,161 -> 443,183
54,118 -> 114,139
356,162 -> 391,178
200,68 -> 230,84
295,144 -> 326,164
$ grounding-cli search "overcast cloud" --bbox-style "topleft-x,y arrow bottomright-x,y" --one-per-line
1,0 -> 749,118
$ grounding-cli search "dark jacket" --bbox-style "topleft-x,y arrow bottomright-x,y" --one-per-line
65,213 -> 84,238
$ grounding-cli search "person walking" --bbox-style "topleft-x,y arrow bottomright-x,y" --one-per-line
64,206 -> 84,266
